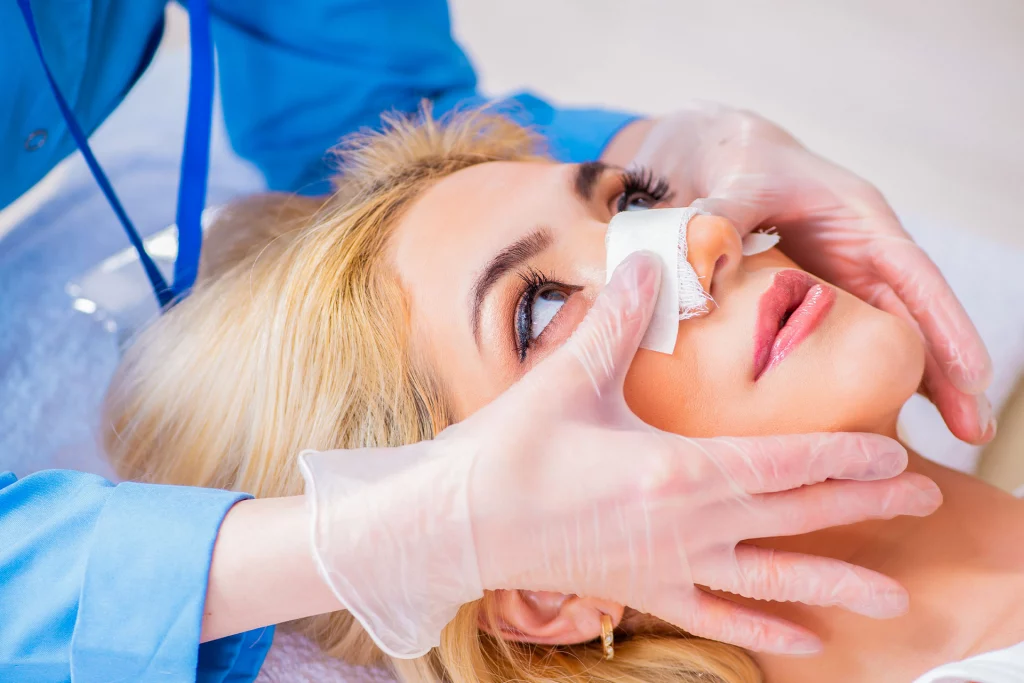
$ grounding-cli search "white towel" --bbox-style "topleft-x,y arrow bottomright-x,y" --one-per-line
256,631 -> 395,683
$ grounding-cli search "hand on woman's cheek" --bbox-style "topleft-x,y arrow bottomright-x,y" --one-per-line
481,590 -> 624,645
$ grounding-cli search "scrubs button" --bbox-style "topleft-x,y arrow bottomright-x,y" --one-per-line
24,129 -> 48,151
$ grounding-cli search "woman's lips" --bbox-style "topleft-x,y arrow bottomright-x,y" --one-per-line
753,270 -> 836,380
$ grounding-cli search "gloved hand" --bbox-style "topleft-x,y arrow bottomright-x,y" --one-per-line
621,103 -> 994,445
299,252 -> 941,660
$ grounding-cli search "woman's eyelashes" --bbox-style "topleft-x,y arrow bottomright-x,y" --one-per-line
614,167 -> 672,213
514,268 -> 577,362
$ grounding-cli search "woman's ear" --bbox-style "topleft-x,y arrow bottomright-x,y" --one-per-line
479,590 -> 624,645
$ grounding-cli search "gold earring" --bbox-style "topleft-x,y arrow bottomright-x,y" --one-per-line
600,614 -> 614,660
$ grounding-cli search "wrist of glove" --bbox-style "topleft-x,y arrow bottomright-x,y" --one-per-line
299,440 -> 483,658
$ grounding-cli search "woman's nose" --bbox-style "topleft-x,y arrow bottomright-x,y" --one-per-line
685,214 -> 743,302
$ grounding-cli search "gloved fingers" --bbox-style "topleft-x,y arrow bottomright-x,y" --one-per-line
690,184 -> 780,237
697,545 -> 908,619
868,280 -> 995,445
871,231 -> 992,395
920,345 -> 996,445
751,472 -> 941,539
657,589 -> 822,655
541,251 -> 662,394
700,432 -> 908,494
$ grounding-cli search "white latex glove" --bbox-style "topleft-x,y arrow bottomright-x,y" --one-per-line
299,252 -> 941,660
625,103 -> 994,445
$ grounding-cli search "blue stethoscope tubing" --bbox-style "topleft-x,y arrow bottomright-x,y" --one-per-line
17,0 -> 214,309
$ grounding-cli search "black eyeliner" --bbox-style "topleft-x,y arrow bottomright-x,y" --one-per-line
514,272 -> 543,361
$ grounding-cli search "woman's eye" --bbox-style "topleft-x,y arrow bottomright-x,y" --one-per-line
530,288 -> 567,340
616,191 -> 658,213
515,274 -> 579,361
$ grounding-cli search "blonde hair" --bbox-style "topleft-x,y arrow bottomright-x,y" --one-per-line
103,108 -> 760,683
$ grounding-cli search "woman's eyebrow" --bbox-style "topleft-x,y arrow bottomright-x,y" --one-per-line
471,227 -> 553,345
574,161 -> 611,202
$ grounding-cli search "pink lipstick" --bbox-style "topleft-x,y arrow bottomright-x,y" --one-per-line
753,270 -> 835,380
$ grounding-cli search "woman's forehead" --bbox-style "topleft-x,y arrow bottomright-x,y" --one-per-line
407,159 -> 568,229
391,160 -> 574,285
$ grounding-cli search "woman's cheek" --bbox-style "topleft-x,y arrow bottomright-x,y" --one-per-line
622,347 -> 714,437
829,296 -> 926,423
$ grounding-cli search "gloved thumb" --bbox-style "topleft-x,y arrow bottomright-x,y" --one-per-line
532,251 -> 661,394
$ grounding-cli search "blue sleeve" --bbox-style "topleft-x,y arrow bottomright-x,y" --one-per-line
210,0 -> 640,195
0,470 -> 273,683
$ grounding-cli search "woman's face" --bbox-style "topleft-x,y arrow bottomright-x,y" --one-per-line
391,160 -> 925,437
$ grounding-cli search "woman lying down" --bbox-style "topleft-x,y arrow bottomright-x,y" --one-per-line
103,110 -> 1024,683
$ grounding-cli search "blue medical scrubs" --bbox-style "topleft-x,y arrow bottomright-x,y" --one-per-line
1,2 -> 636,681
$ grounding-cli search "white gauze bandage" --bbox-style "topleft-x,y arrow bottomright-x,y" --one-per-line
605,209 -> 782,354
741,229 -> 780,256
605,207 -> 709,354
